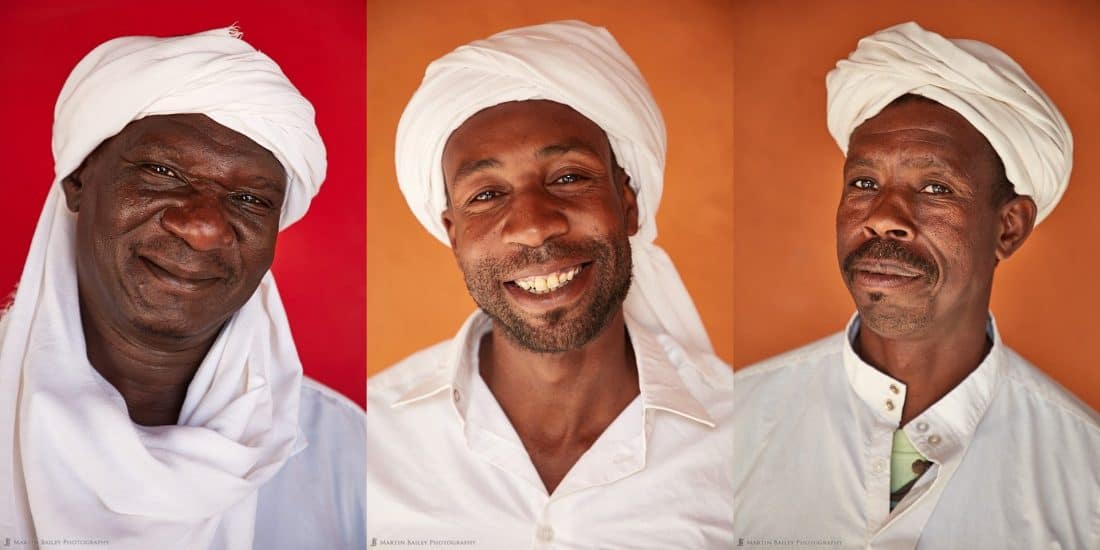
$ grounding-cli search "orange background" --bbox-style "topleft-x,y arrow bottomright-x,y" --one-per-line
367,0 -> 734,375
733,0 -> 1100,411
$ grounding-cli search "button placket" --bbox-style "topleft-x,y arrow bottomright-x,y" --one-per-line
535,524 -> 554,543
871,458 -> 887,474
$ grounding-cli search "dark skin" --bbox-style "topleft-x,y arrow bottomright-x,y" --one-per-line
838,97 -> 1036,424
441,100 -> 641,494
62,114 -> 286,426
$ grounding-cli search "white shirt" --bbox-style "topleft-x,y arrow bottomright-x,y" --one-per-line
221,377 -> 366,550
367,311 -> 733,549
733,315 -> 1100,550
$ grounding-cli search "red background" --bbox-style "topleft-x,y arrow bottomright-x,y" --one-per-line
0,1 -> 365,407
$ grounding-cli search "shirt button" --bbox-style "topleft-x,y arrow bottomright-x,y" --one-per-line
889,383 -> 900,395
872,458 -> 887,474
915,422 -> 929,432
927,435 -> 942,446
535,524 -> 554,543
452,387 -> 462,403
885,399 -> 896,411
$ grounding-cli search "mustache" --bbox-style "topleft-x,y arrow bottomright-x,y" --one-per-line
470,239 -> 606,280
842,238 -> 938,283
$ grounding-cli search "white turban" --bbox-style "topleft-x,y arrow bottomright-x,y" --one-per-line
0,27 -> 323,549
826,21 -> 1072,225
395,20 -> 714,357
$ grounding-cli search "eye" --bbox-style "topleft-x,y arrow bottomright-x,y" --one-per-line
471,190 -> 499,203
146,164 -> 179,178
850,178 -> 877,190
230,192 -> 272,208
920,183 -> 952,195
553,173 -> 587,184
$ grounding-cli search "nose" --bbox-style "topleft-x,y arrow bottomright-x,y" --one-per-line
160,193 -> 236,251
862,190 -> 915,241
500,188 -> 569,248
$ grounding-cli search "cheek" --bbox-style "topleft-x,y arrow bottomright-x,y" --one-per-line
835,195 -> 867,230
452,215 -> 497,251
240,229 -> 279,277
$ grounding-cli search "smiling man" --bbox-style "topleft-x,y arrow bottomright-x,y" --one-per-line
367,21 -> 733,548
0,28 -> 363,549
733,22 -> 1100,549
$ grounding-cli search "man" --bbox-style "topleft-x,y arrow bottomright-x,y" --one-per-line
0,28 -> 364,549
733,22 -> 1099,549
367,21 -> 733,548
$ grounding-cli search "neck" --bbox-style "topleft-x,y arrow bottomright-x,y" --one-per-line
855,307 -> 992,425
480,310 -> 639,439
80,298 -> 221,427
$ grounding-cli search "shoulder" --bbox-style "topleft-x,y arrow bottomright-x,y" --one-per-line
290,376 -> 365,475
996,346 -> 1100,436
734,331 -> 846,388
300,376 -> 366,433
254,377 -> 365,549
367,338 -> 455,408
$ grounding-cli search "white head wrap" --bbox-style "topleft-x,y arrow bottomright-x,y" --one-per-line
395,20 -> 714,357
0,27 -> 325,549
826,21 -> 1073,225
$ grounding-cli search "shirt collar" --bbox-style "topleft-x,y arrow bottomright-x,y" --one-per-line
390,310 -> 715,428
842,313 -> 1004,463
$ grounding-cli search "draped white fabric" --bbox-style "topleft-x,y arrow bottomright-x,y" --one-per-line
0,26 -> 325,549
394,20 -> 714,357
826,21 -> 1072,225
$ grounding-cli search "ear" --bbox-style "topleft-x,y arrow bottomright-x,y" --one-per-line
441,208 -> 458,249
60,165 -> 87,213
618,168 -> 639,237
994,195 -> 1037,261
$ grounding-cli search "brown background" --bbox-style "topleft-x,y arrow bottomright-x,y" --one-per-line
733,0 -> 1100,411
367,0 -> 734,375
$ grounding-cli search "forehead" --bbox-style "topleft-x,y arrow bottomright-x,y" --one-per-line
847,97 -> 997,169
442,100 -> 611,167
104,114 -> 286,184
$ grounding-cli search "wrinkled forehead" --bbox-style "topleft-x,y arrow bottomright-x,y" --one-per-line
442,100 -> 613,163
848,95 -> 1001,168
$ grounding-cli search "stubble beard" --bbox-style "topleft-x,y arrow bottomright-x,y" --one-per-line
461,236 -> 633,354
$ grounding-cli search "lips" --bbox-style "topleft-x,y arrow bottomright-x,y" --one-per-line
502,260 -> 593,312
139,255 -> 224,291
848,259 -> 924,278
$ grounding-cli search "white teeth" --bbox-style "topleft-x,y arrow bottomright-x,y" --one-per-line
513,266 -> 582,294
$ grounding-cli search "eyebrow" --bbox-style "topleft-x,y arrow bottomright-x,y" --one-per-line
125,142 -> 287,192
535,141 -> 602,160
452,158 -> 503,184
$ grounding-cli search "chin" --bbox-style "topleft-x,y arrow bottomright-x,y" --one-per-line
127,307 -> 233,341
856,301 -> 934,339
489,299 -> 618,354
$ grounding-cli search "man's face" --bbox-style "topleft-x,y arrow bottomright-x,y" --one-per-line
63,114 -> 287,340
837,97 -> 1032,338
441,100 -> 639,353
